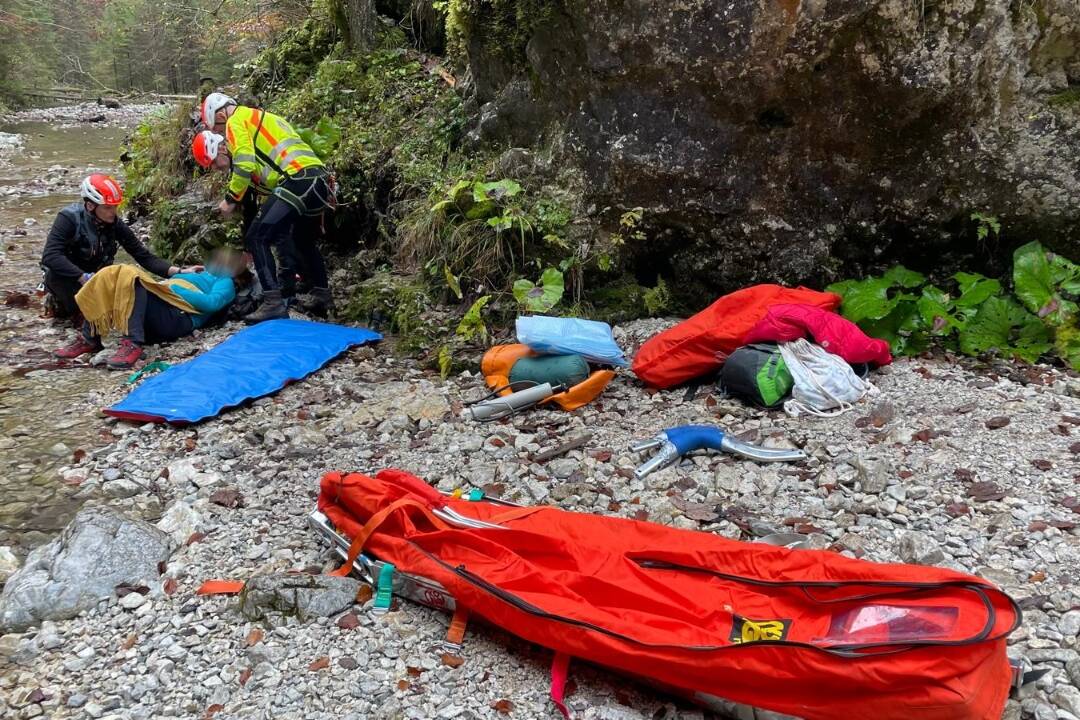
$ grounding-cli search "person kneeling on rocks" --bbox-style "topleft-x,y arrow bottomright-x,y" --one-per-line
40,174 -> 197,323
54,249 -> 248,370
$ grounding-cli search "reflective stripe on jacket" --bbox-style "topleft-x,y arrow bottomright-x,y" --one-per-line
224,106 -> 322,202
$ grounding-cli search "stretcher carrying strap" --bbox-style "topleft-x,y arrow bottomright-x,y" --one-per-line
331,497 -> 451,577
550,652 -> 572,719
445,606 -> 469,652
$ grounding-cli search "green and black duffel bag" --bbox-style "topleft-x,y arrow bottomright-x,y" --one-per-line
720,343 -> 793,408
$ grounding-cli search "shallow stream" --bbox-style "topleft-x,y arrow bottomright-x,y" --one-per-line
0,118 -> 138,552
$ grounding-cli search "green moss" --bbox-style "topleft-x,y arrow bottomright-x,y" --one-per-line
1048,88 -> 1080,109
121,104 -> 194,214
148,192 -> 241,263
444,0 -> 560,70
266,42 -> 466,206
244,4 -> 341,99
340,271 -> 437,352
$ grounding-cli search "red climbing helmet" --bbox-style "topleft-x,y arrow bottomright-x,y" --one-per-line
80,174 -> 123,206
192,131 -> 225,169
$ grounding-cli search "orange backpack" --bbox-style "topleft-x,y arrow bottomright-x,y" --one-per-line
632,285 -> 842,389
481,344 -> 615,411
318,469 -> 1020,720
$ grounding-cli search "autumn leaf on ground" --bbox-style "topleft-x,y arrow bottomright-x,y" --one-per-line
968,482 -> 1006,502
308,656 -> 330,671
209,488 -> 242,509
238,668 -> 252,686
492,699 -> 513,714
336,612 -> 359,630
440,653 -> 464,668
163,578 -> 178,596
203,704 -> 224,719
121,634 -> 137,650
245,629 -> 264,647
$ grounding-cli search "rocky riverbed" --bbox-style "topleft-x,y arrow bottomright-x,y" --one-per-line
0,302 -> 1078,718
1,105 -> 1079,720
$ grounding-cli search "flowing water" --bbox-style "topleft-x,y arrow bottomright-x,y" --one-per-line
0,118 -> 137,552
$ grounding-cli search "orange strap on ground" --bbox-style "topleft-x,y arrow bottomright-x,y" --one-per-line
447,606 -> 469,647
331,498 -> 451,577
197,580 -> 245,596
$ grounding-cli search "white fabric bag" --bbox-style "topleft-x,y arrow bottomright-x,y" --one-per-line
778,339 -> 877,417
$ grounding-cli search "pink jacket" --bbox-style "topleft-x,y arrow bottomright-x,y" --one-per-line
744,304 -> 893,366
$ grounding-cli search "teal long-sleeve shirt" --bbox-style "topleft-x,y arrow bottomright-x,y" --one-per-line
168,271 -> 236,328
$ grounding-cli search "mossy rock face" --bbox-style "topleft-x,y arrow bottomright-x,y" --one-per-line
149,191 -> 239,264
375,0 -> 446,52
452,0 -> 1080,303
1048,88 -> 1080,110
340,272 -> 437,352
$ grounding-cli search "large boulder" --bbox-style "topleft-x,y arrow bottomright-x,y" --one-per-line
457,0 -> 1080,303
0,506 -> 173,632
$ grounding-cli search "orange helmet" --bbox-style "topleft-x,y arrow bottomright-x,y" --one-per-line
192,131 -> 225,169
80,174 -> 123,206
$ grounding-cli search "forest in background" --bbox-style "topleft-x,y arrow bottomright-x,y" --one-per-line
0,0 -> 315,102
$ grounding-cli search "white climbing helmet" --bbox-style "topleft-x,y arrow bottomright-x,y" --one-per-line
200,92 -> 236,127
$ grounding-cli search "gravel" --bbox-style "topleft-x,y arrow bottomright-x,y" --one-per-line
1,107 -> 1079,720
0,316 -> 1075,719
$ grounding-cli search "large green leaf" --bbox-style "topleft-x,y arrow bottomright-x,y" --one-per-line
860,301 -> 922,355
456,295 -> 491,341
443,265 -> 462,300
952,272 -> 1001,308
473,180 -> 521,203
959,295 -> 1052,363
298,116 -> 342,160
883,265 -> 926,289
824,279 -> 858,297
1013,241 -> 1056,316
314,116 -> 342,150
916,285 -> 960,333
834,277 -> 899,323
513,267 -> 565,313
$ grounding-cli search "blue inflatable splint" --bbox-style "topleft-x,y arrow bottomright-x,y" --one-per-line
106,319 -> 382,424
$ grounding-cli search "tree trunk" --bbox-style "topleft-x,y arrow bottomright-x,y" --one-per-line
342,0 -> 379,53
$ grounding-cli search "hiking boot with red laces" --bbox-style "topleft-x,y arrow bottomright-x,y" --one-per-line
106,339 -> 143,370
55,335 -> 103,359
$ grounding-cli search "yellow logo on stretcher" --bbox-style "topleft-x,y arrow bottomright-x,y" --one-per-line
730,616 -> 792,644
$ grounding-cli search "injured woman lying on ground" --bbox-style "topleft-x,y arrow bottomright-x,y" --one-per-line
54,249 -> 250,369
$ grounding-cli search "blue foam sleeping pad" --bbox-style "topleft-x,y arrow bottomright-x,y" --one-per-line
106,319 -> 382,424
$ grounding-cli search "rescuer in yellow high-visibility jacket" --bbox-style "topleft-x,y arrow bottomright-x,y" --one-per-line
199,92 -> 334,322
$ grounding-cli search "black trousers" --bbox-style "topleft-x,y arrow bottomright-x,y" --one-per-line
246,169 -> 330,296
43,269 -> 82,318
84,285 -> 193,345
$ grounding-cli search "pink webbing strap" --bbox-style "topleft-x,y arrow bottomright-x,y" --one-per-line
550,652 -> 572,719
